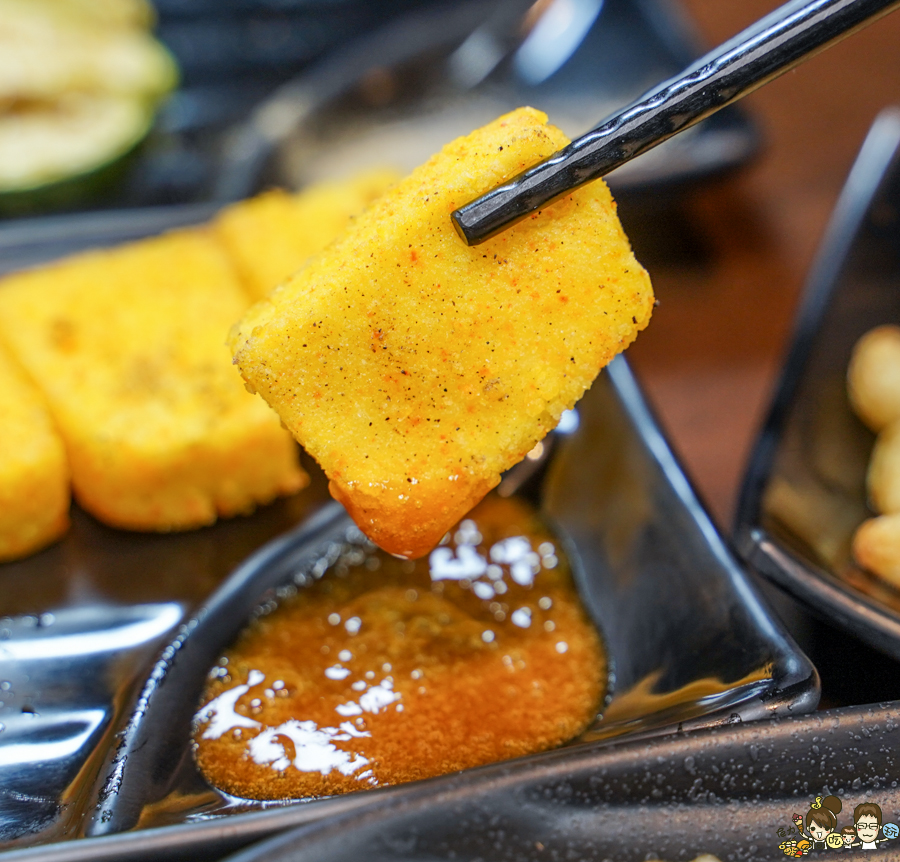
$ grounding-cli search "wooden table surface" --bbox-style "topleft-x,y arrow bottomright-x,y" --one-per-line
623,1 -> 900,534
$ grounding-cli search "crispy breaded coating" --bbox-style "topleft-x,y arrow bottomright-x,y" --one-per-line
0,229 -> 307,531
0,341 -> 69,560
230,107 -> 654,558
214,168 -> 399,301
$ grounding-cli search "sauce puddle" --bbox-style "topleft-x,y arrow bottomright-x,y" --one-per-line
193,494 -> 606,799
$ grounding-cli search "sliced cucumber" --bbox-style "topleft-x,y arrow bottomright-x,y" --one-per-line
0,17 -> 177,104
0,94 -> 153,194
0,0 -> 176,205
0,0 -> 157,31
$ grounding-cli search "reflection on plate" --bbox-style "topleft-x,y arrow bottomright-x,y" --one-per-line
736,108 -> 900,660
0,604 -> 181,845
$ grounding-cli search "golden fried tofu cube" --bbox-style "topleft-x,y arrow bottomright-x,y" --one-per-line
231,107 -> 654,558
214,168 -> 399,301
0,229 -> 307,531
0,341 -> 69,560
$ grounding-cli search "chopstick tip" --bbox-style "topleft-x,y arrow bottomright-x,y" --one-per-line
450,207 -> 476,246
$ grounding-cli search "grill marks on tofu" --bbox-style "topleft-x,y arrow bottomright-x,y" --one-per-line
230,107 -> 654,559
0,342 -> 70,561
0,229 -> 307,532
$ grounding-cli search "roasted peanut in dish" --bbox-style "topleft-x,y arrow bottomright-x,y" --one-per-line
848,324 -> 900,586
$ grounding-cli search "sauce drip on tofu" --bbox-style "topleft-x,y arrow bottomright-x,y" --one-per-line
193,494 -> 606,800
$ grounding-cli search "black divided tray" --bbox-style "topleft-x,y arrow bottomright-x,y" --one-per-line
0,198 -> 815,860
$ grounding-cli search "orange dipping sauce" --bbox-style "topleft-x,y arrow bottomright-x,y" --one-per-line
193,495 -> 606,800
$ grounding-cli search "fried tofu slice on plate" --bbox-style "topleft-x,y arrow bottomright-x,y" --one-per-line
231,107 -> 654,558
214,168 -> 399,302
0,229 -> 307,532
0,341 -> 70,560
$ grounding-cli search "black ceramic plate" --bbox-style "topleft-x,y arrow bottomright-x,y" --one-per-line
735,108 -> 900,661
215,699 -> 900,862
214,0 -> 758,202
0,195 -> 816,860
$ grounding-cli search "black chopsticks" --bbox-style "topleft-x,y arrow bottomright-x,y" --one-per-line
451,0 -> 900,246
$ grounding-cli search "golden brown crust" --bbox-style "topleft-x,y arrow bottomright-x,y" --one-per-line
0,342 -> 70,560
328,472 -> 497,559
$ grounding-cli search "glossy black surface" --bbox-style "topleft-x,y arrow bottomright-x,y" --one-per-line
0,606 -> 183,845
78,358 -> 817,837
735,109 -> 900,661
452,0 -> 900,244
218,700 -> 900,862
216,0 -> 758,204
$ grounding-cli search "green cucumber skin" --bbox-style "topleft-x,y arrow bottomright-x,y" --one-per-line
0,140 -> 144,217
0,40 -> 179,217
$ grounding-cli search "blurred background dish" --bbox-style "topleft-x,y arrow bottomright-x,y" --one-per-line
736,109 -> 900,687
214,0 -> 758,203
0,0 -> 430,217
0,0 -> 759,218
